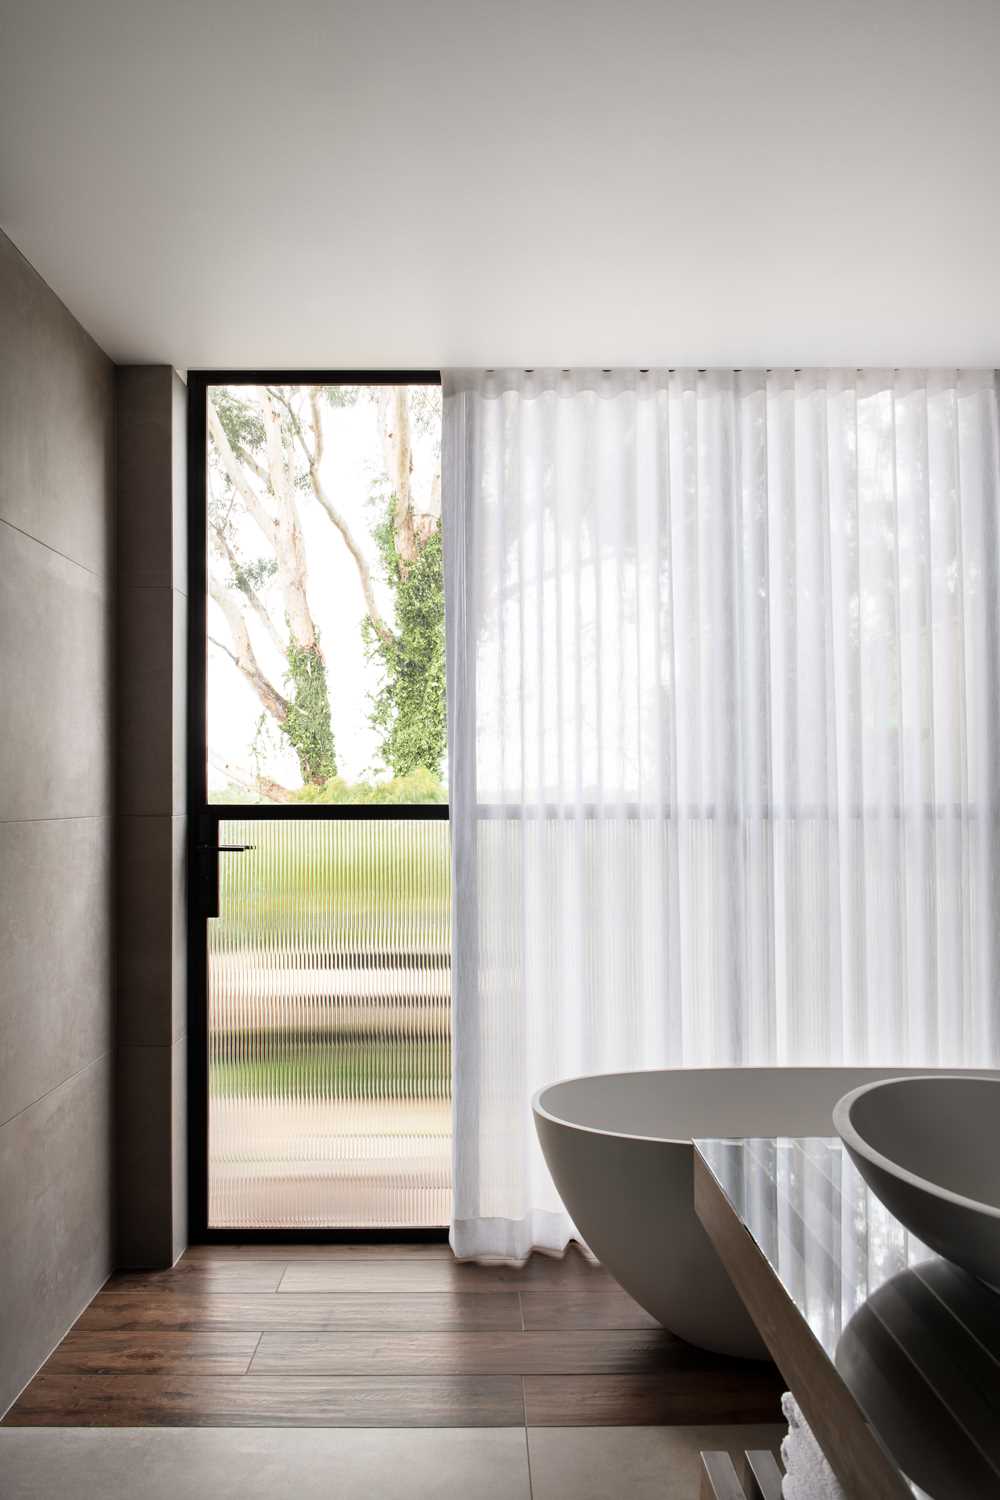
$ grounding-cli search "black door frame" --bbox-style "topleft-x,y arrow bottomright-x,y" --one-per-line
186,369 -> 449,1242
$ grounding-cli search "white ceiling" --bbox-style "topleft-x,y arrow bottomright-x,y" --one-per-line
1,0 -> 998,371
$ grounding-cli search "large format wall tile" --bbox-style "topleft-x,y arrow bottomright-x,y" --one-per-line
171,588 -> 188,811
116,368 -> 176,588
171,372 -> 188,595
0,818 -> 113,1125
116,367 -> 188,593
0,523 -> 112,822
0,233 -> 114,578
117,584 -> 172,816
0,1055 -> 113,1415
172,1033 -> 188,1262
115,365 -> 189,1272
117,585 -> 187,817
116,1038 -> 187,1269
117,815 -> 187,1047
116,1045 -> 173,1269
0,228 -> 116,1419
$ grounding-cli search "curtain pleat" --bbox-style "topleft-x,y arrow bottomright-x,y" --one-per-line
442,368 -> 1000,1262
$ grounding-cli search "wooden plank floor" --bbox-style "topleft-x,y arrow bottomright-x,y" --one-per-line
3,1245 -> 783,1428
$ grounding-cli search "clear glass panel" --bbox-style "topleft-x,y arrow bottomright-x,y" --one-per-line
205,382 -> 446,806
208,817 -> 451,1229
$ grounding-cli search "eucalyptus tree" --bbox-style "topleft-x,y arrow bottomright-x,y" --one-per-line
206,383 -> 444,799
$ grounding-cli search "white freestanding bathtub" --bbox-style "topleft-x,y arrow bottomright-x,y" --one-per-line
533,1066 -> 990,1359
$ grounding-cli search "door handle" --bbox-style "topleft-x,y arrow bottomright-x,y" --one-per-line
194,842 -> 255,918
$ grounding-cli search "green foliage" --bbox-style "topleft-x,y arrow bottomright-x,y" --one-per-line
231,556 -> 278,596
365,499 -> 447,779
207,783 -> 262,805
295,766 -> 447,805
283,642 -> 337,785
211,1040 -> 450,1101
407,385 -> 443,437
213,387 -> 265,458
208,382 -> 447,803
320,384 -> 360,409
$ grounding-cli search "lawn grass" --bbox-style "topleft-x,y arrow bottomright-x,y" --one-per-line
210,1039 -> 451,1100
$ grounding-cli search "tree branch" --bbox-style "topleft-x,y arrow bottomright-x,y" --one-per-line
209,522 -> 285,657
209,577 -> 290,724
258,390 -> 320,654
208,633 -> 239,666
209,754 -> 297,805
265,385 -> 314,469
305,389 -> 394,646
207,399 -> 279,543
378,386 -> 418,570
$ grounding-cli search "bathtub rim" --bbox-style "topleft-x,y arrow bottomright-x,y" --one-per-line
532,1064 -> 1000,1149
533,1066 -> 700,1147
833,1073 -> 1000,1220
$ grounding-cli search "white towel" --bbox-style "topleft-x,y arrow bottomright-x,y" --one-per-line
781,1391 -> 802,1431
780,1393 -> 848,1500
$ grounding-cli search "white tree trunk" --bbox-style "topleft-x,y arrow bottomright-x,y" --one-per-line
259,390 -> 320,655
209,577 -> 289,725
306,391 -> 392,643
378,386 -> 419,568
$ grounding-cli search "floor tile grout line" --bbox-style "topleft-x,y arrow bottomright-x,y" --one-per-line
92,1323 -> 646,1333
113,1272 -> 611,1284
245,1333 -> 265,1375
241,1374 -> 665,1382
522,1395 -> 534,1500
80,1328 -> 652,1339
266,1288 -> 615,1296
19,1373 -> 545,1381
4,1421 -> 538,1432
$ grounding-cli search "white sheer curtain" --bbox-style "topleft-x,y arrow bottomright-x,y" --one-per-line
442,368 -> 1000,1262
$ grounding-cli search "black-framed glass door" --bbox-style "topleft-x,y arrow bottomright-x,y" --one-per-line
187,372 -> 450,1239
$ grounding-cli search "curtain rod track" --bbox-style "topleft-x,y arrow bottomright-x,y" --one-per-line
483,368 -> 913,375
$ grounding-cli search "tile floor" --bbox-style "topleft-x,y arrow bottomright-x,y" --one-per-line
4,1245 -> 782,1428
0,1423 -> 785,1499
0,1244 -> 785,1495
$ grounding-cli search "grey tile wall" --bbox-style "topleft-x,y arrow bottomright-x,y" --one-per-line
0,1057 -> 114,1415
0,818 -> 113,1124
0,525 -> 113,821
112,1028 -> 187,1270
116,814 -> 187,1047
115,1042 -> 176,1267
171,1032 -> 189,1262
0,229 -> 116,1414
115,367 -> 176,588
115,366 -> 189,1268
0,234 -> 114,576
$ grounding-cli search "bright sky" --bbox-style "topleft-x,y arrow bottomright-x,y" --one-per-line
206,385 -> 441,793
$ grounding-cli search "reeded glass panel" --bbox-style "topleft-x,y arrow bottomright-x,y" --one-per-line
208,817 -> 451,1229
